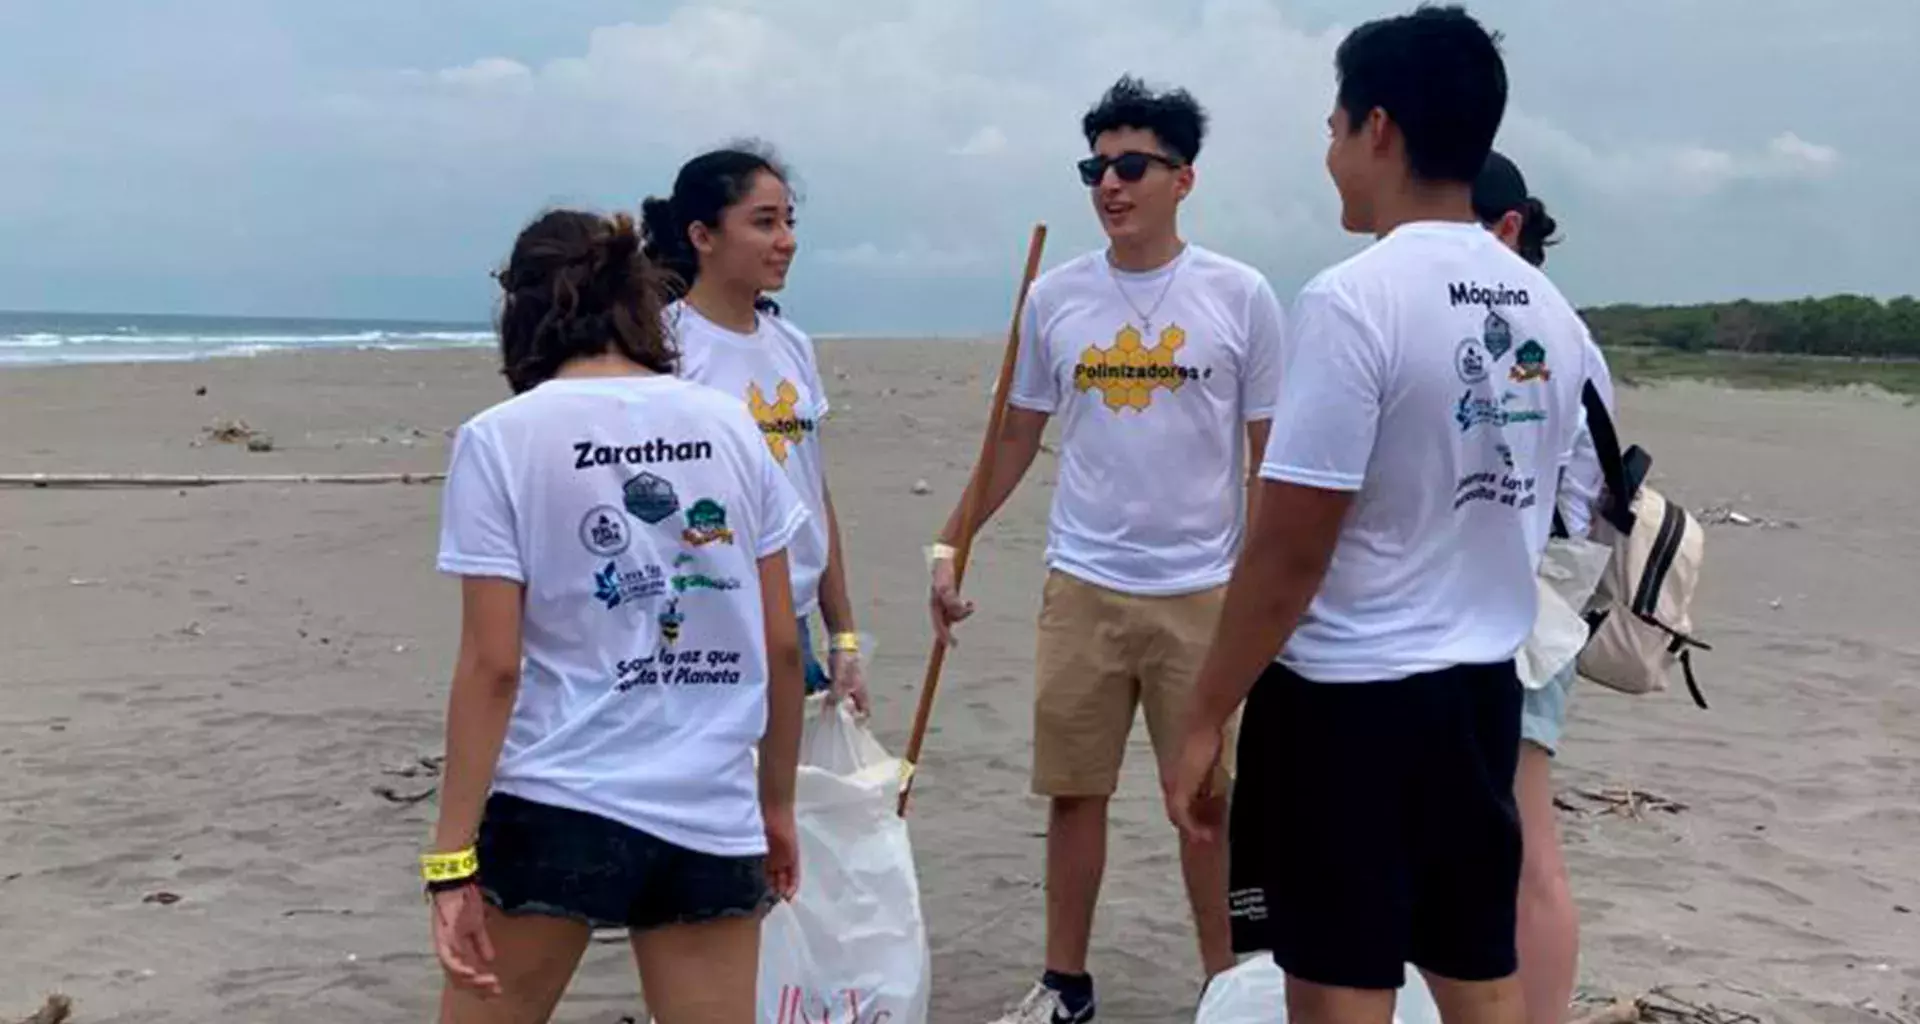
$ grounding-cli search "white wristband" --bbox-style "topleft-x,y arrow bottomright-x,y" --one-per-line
925,542 -> 957,570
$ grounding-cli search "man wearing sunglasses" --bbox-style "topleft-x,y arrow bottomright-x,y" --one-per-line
929,74 -> 1286,1024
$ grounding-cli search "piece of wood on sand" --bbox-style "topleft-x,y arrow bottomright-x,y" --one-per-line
17,994 -> 73,1024
0,472 -> 444,489
1571,997 -> 1646,1024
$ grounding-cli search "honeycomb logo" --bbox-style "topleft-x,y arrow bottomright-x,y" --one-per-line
1073,323 -> 1206,412
746,379 -> 815,464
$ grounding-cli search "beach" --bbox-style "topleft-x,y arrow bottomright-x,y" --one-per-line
1,343 -> 1915,1024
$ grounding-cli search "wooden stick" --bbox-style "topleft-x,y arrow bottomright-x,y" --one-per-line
1570,998 -> 1645,1024
0,472 -> 445,489
897,222 -> 1047,818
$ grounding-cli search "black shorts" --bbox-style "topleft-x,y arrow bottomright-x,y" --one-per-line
475,793 -> 773,932
1227,660 -> 1523,990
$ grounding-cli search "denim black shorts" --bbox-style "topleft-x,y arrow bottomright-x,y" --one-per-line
474,792 -> 773,932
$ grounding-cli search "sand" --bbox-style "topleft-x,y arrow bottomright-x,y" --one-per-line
0,345 -> 1915,1024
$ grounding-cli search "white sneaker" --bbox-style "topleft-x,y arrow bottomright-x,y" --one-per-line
988,982 -> 1096,1024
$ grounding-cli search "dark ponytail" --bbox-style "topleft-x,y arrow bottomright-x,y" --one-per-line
1515,196 -> 1561,269
639,141 -> 791,316
494,209 -> 674,394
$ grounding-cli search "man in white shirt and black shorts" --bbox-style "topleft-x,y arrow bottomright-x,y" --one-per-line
929,75 -> 1287,1024
1166,8 -> 1599,1024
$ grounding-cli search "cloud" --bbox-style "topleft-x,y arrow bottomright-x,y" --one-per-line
1505,114 -> 1842,198
0,0 -> 1907,323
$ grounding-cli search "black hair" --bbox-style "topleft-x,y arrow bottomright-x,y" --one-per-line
494,209 -> 673,394
1081,75 -> 1209,164
1473,151 -> 1562,267
1335,4 -> 1508,184
1512,196 -> 1560,267
639,142 -> 790,315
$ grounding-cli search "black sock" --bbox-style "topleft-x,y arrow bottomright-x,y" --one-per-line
1042,971 -> 1094,1015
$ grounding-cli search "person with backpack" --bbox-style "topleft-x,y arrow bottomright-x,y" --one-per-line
1473,149 -> 1614,1024
1165,8 -> 1604,1023
642,144 -> 871,716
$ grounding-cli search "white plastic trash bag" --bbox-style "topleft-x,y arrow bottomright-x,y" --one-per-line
759,695 -> 931,1024
1196,956 -> 1442,1024
1517,536 -> 1613,690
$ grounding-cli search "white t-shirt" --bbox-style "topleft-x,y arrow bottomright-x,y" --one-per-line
436,375 -> 808,856
668,302 -> 833,618
1009,244 -> 1286,596
1260,221 -> 1594,683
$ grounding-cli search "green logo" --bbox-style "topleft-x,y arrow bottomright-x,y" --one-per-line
682,498 -> 734,547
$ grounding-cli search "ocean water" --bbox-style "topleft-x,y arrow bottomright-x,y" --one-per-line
0,310 -> 493,367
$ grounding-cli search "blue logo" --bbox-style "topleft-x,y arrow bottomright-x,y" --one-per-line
622,472 -> 679,525
1455,390 -> 1547,433
593,560 -> 667,609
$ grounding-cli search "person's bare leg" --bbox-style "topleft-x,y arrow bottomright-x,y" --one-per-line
1515,743 -> 1578,1024
1177,790 -> 1236,977
439,909 -> 592,1024
631,915 -> 760,1024
1420,971 -> 1528,1024
1045,795 -> 1108,974
1285,977 -> 1397,1024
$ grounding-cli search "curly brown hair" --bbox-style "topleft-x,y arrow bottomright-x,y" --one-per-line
494,209 -> 675,393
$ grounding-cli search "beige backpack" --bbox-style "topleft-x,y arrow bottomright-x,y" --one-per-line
1567,382 -> 1712,708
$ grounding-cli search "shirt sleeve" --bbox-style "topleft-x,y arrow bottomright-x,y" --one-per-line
1240,276 -> 1287,422
1007,293 -> 1058,413
754,431 -> 811,560
436,422 -> 525,582
1257,284 -> 1384,492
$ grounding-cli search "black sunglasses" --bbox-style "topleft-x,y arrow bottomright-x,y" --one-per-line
1077,151 -> 1183,186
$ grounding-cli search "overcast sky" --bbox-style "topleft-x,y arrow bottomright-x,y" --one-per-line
2,0 -> 1914,332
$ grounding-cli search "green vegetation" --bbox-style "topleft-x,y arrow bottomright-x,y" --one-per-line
1579,295 -> 1920,395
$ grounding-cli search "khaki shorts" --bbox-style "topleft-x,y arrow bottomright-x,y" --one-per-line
1031,570 -> 1237,798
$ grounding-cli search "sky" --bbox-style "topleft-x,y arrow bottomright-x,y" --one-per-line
1,0 -> 1915,333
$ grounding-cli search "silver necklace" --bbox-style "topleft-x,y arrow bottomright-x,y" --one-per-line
1109,247 -> 1184,333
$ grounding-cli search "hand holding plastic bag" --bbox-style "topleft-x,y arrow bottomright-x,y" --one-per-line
1197,957 -> 1441,1024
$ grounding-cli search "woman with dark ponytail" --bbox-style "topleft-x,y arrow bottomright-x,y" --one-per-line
1474,150 -> 1619,1024
428,208 -> 808,1023
642,143 -> 870,716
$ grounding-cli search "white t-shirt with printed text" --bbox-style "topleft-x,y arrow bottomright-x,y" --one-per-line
437,375 -> 808,856
1260,221 -> 1593,683
1009,244 -> 1286,596
669,302 -> 834,618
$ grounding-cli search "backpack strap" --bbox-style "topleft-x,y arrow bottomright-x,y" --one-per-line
1581,380 -> 1648,535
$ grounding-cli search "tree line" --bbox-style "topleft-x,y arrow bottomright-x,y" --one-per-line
1580,295 -> 1920,359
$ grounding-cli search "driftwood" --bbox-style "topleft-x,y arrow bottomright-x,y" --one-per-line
1571,999 -> 1646,1024
1570,988 -> 1764,1024
0,472 -> 444,489
16,994 -> 73,1024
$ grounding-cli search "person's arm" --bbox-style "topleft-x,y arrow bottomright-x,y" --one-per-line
817,483 -> 856,637
1183,479 -> 1350,740
1238,276 -> 1286,539
756,549 -> 803,898
934,406 -> 1050,549
432,578 -> 524,854
1244,418 -> 1272,526
1167,281 -> 1382,841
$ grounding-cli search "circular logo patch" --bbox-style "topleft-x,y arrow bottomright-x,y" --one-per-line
579,505 -> 631,557
1454,337 -> 1489,385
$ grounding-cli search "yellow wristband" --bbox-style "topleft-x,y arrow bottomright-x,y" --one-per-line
925,542 -> 957,569
420,847 -> 479,884
829,632 -> 861,654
